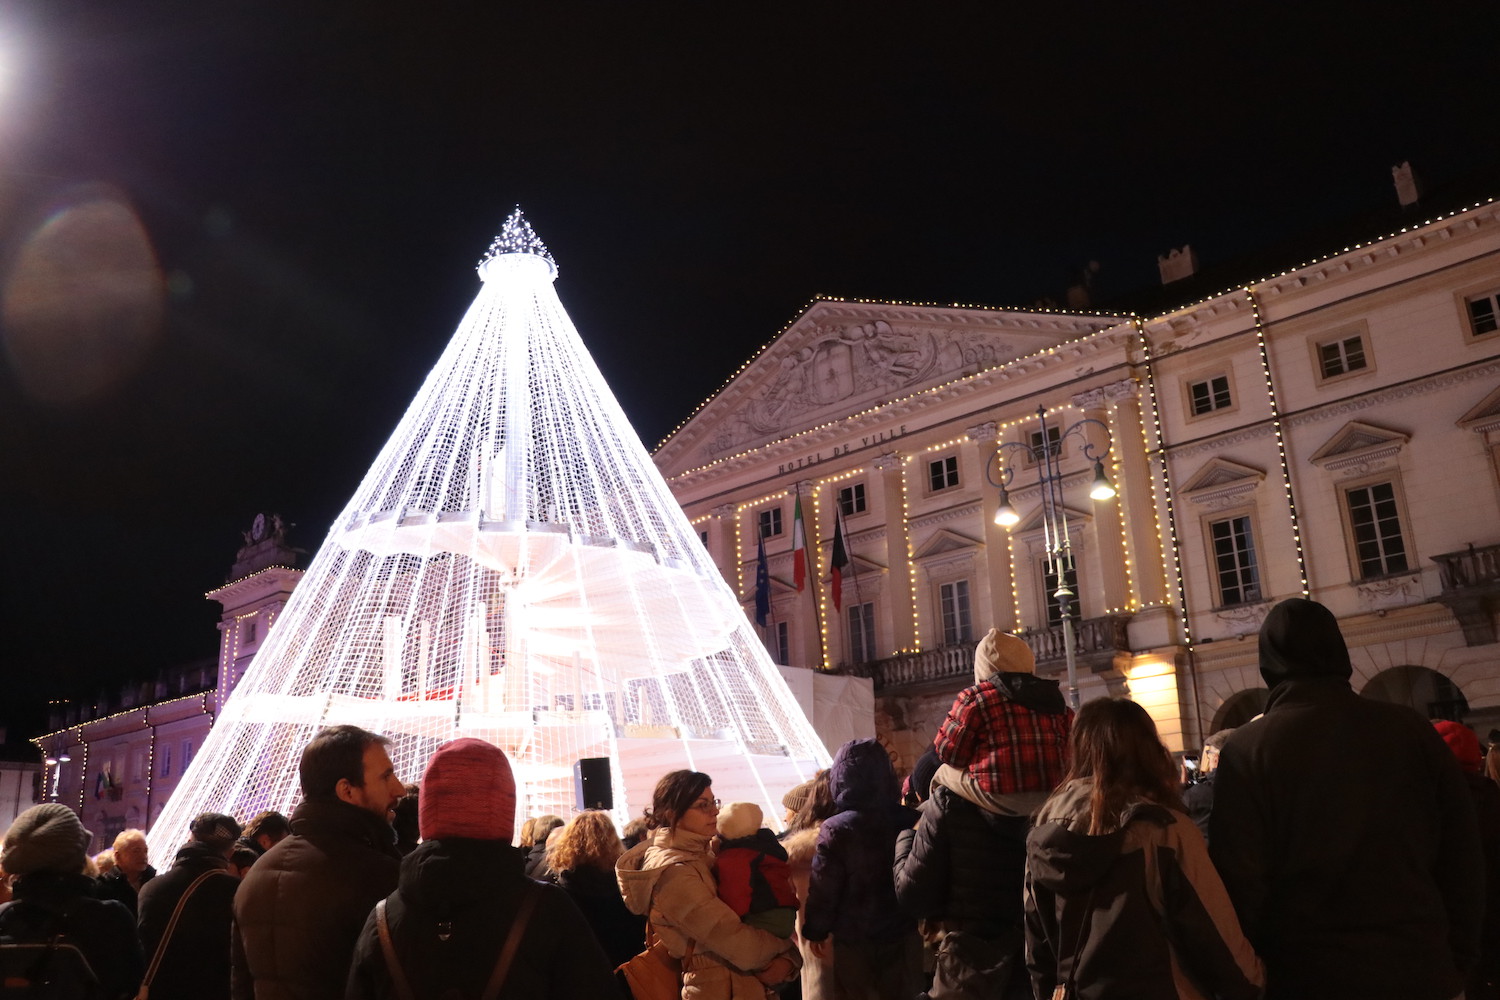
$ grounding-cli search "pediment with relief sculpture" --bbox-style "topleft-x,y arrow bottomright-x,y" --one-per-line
654,298 -> 1124,477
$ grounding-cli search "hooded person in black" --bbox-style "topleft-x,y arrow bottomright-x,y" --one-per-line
1210,597 -> 1484,1000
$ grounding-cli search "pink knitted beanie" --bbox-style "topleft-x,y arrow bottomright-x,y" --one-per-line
419,738 -> 517,841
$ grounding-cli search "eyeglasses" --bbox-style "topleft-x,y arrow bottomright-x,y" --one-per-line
689,797 -> 721,813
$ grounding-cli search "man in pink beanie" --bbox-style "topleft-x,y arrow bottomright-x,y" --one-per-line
346,738 -> 618,998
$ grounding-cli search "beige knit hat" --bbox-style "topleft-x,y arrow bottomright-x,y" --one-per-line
974,628 -> 1035,682
716,801 -> 763,841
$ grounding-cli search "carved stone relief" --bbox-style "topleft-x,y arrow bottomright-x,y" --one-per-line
1354,572 -> 1424,610
1214,601 -> 1271,636
700,321 -> 1021,460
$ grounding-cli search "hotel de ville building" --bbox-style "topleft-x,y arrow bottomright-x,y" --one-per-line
652,188 -> 1500,771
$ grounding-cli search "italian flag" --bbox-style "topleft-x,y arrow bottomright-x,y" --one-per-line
792,493 -> 808,592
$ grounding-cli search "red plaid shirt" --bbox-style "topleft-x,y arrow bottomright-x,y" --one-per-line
933,680 -> 1073,796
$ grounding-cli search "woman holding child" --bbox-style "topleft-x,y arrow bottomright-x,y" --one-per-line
616,770 -> 801,999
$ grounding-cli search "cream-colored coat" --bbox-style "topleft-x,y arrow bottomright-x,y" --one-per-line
617,827 -> 799,1000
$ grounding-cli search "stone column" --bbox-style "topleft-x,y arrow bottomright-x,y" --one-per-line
793,480 -> 826,669
1071,386 -> 1128,616
1105,379 -> 1169,608
710,503 -> 736,593
967,421 -> 1018,631
875,454 -> 916,653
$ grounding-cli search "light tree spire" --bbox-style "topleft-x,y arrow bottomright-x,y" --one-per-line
478,206 -> 556,277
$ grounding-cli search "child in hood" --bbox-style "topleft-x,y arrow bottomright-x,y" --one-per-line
715,802 -> 798,938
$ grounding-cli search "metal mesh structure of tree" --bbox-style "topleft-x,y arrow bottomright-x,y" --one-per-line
148,210 -> 829,861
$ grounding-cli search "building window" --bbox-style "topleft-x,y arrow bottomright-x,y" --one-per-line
1467,290 -> 1500,337
848,602 -> 877,663
1317,334 -> 1368,379
132,751 -> 147,784
244,620 -> 258,645
698,530 -> 709,547
928,456 -> 960,492
837,483 -> 867,516
1209,515 -> 1261,606
1042,562 -> 1079,626
182,741 -> 195,770
768,621 -> 790,665
939,581 -> 973,647
1028,426 -> 1062,462
758,507 -> 783,539
159,745 -> 172,779
1346,481 -> 1409,577
1188,375 -> 1232,416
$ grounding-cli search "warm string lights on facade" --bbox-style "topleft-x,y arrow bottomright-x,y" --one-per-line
1143,197 -> 1500,318
32,692 -> 212,744
1134,320 -> 1195,650
1105,401 -> 1139,615
1243,288 -> 1311,597
900,455 -> 922,653
812,490 -> 832,669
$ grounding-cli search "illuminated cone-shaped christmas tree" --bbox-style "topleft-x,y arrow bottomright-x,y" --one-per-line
149,210 -> 829,858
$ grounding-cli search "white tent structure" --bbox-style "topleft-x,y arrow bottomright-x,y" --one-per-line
149,210 -> 830,860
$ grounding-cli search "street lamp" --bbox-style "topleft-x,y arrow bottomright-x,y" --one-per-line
41,752 -> 70,801
986,405 -> 1116,709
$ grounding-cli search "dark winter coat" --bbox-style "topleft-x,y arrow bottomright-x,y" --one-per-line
1025,779 -> 1262,1000
231,798 -> 401,1000
556,862 -> 647,970
523,841 -> 553,881
1462,771 -> 1500,999
346,838 -> 617,999
137,841 -> 240,1000
1180,772 -> 1215,845
893,783 -> 1029,934
802,738 -> 916,944
96,864 -> 156,915
3,871 -> 145,1000
1210,597 -> 1484,1000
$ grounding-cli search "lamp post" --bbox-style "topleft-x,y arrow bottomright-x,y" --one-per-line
41,751 -> 70,802
986,405 -> 1116,709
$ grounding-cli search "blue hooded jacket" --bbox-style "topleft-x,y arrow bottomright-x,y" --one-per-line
802,738 -> 916,943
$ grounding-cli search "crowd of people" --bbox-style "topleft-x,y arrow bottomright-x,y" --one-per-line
0,597 -> 1491,999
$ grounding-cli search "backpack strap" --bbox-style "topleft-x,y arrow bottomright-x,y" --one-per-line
375,899 -> 419,1000
136,869 -> 230,1000
479,881 -> 542,1000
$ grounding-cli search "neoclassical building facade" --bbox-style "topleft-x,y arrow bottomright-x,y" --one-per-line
33,517 -> 302,849
653,197 -> 1500,769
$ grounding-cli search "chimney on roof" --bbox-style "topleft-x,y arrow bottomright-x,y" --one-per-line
1158,245 -> 1199,285
1393,161 -> 1422,208
1065,260 -> 1101,310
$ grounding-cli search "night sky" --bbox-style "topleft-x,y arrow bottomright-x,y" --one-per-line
2,1 -> 1497,743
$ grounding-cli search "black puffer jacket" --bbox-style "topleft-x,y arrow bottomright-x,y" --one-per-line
137,841 -> 240,1000
556,863 -> 646,969
1211,598 -> 1483,1000
232,798 -> 401,1000
893,783 -> 1029,933
346,838 -> 618,999
96,864 -> 156,915
3,871 -> 145,999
